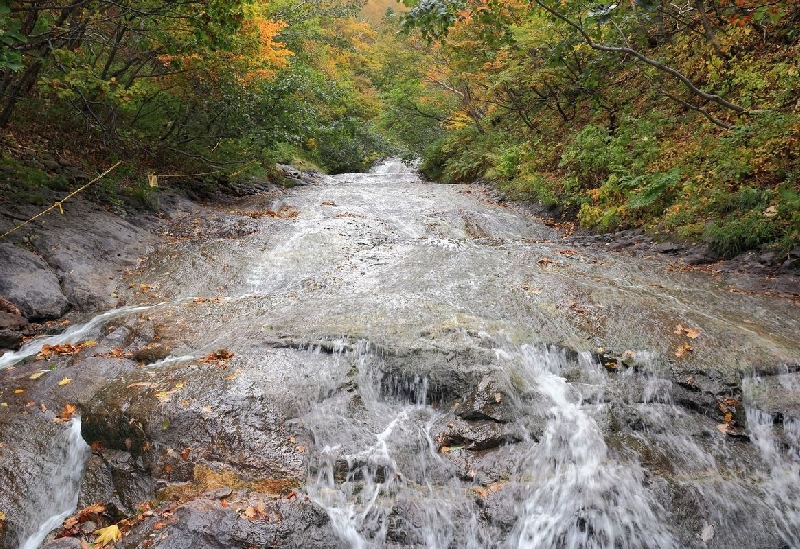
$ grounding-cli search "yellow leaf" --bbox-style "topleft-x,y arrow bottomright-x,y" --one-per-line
58,377 -> 72,386
30,371 -> 48,380
14,389 -> 24,394
94,524 -> 121,546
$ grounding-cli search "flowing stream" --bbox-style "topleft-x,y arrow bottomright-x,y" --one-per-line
3,160 -> 799,548
17,419 -> 89,549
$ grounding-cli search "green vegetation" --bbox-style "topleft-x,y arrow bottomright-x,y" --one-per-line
1,0 -> 798,257
396,0 -> 800,257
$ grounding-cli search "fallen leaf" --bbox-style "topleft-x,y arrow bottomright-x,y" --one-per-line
13,389 -> 24,394
29,370 -> 48,380
153,522 -> 165,530
54,403 -> 77,423
685,328 -> 701,339
673,324 -> 685,335
494,392 -> 502,403
37,341 -> 96,360
58,377 -> 72,386
94,348 -> 134,359
180,447 -> 191,460
93,524 -> 121,546
296,446 -> 306,453
127,382 -> 157,389
675,344 -> 693,358
244,506 -> 258,520
473,487 -> 489,498
200,349 -> 234,367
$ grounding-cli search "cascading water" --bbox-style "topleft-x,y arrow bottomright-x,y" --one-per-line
3,159 -> 798,548
508,346 -> 677,549
17,418 -> 90,549
303,342 -> 800,548
0,304 -> 154,370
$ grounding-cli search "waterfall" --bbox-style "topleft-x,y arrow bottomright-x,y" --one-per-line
18,418 -> 90,549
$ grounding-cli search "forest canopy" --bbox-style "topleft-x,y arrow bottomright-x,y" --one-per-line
1,0 -> 798,256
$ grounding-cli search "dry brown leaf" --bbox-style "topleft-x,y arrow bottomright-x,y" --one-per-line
675,344 -> 693,358
54,403 -> 77,423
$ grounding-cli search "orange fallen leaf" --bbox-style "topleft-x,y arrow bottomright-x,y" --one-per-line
180,447 -> 191,460
200,349 -> 234,366
54,403 -> 77,423
13,389 -> 24,394
675,344 -> 693,358
244,506 -> 258,520
94,348 -> 133,359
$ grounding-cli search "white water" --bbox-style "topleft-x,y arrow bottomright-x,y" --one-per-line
0,304 -> 155,370
509,346 -> 676,549
6,159 -> 799,548
18,418 -> 90,549
304,342 -> 800,548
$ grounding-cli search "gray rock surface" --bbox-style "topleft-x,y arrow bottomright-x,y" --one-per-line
0,243 -> 69,320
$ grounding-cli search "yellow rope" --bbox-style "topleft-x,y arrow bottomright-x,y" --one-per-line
0,161 -> 122,242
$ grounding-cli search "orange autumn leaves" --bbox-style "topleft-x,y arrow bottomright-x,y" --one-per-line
36,340 -> 96,360
673,323 -> 701,358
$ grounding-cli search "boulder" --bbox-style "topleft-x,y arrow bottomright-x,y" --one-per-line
456,374 -> 515,423
0,243 -> 69,320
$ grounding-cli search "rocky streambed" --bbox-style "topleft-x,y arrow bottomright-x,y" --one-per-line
1,160 -> 799,548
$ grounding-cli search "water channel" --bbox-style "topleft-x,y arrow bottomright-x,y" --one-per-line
1,160 -> 799,548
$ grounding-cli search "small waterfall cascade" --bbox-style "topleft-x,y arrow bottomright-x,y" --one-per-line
304,343 -> 800,548
18,418 -> 90,549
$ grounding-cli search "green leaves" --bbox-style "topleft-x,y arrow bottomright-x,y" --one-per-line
0,4 -> 26,72
401,0 -> 466,40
